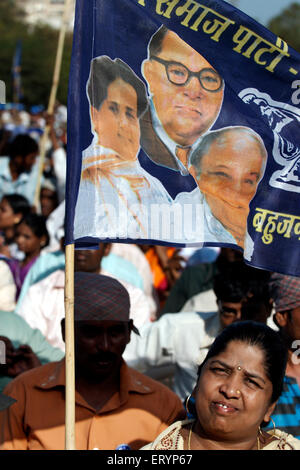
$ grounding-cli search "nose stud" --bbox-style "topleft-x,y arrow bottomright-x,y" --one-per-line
237,366 -> 242,371
236,389 -> 241,395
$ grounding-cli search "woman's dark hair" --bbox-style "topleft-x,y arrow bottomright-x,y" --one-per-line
197,321 -> 288,405
87,56 -> 148,118
2,194 -> 31,218
18,213 -> 50,248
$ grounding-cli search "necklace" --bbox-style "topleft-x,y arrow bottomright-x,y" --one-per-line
257,435 -> 261,450
188,422 -> 261,450
187,422 -> 194,450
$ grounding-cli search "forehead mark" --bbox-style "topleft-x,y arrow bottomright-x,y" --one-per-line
210,359 -> 266,384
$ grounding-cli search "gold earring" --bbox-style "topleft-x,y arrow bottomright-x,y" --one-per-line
270,418 -> 276,437
186,395 -> 192,415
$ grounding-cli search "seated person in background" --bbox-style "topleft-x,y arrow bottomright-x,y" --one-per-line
8,213 -> 49,299
16,243 -> 153,351
44,200 -> 65,254
44,112 -> 66,205
0,310 -> 64,392
161,248 -> 270,317
0,194 -> 31,259
160,247 -> 243,315
141,245 -> 185,309
102,245 -> 145,292
124,271 -> 271,401
73,244 -> 156,325
0,273 -> 185,450
0,134 -> 39,205
39,179 -> 59,219
266,273 -> 300,439
109,243 -> 158,319
240,278 -> 274,327
142,321 -> 300,450
15,239 -> 65,309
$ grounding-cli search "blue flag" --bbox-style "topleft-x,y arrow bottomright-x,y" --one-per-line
12,40 -> 23,103
66,0 -> 300,277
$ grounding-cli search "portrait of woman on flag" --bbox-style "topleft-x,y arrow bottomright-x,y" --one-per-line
73,56 -> 172,240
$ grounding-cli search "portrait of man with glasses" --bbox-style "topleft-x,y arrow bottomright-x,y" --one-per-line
141,25 -> 224,176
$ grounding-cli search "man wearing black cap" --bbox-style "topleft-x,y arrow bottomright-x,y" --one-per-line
0,272 -> 184,450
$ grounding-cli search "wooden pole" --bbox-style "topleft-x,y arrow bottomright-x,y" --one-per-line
33,0 -> 73,209
64,242 -> 76,450
47,0 -> 75,451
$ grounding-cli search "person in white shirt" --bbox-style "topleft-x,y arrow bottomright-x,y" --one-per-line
0,134 -> 40,205
16,243 -> 153,351
109,243 -> 158,319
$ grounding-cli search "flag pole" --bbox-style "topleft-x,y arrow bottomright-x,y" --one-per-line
62,0 -> 76,449
33,0 -> 73,209
37,0 -> 76,450
64,242 -> 76,450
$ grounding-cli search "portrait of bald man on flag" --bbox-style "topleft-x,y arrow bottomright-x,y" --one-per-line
188,126 -> 268,247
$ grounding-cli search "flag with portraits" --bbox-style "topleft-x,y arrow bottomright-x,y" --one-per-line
66,0 -> 300,277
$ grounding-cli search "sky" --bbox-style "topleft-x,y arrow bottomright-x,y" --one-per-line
229,0 -> 300,26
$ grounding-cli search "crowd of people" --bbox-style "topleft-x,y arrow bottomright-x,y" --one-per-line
0,105 -> 299,451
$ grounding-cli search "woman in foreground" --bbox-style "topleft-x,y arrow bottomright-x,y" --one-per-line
142,321 -> 300,450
